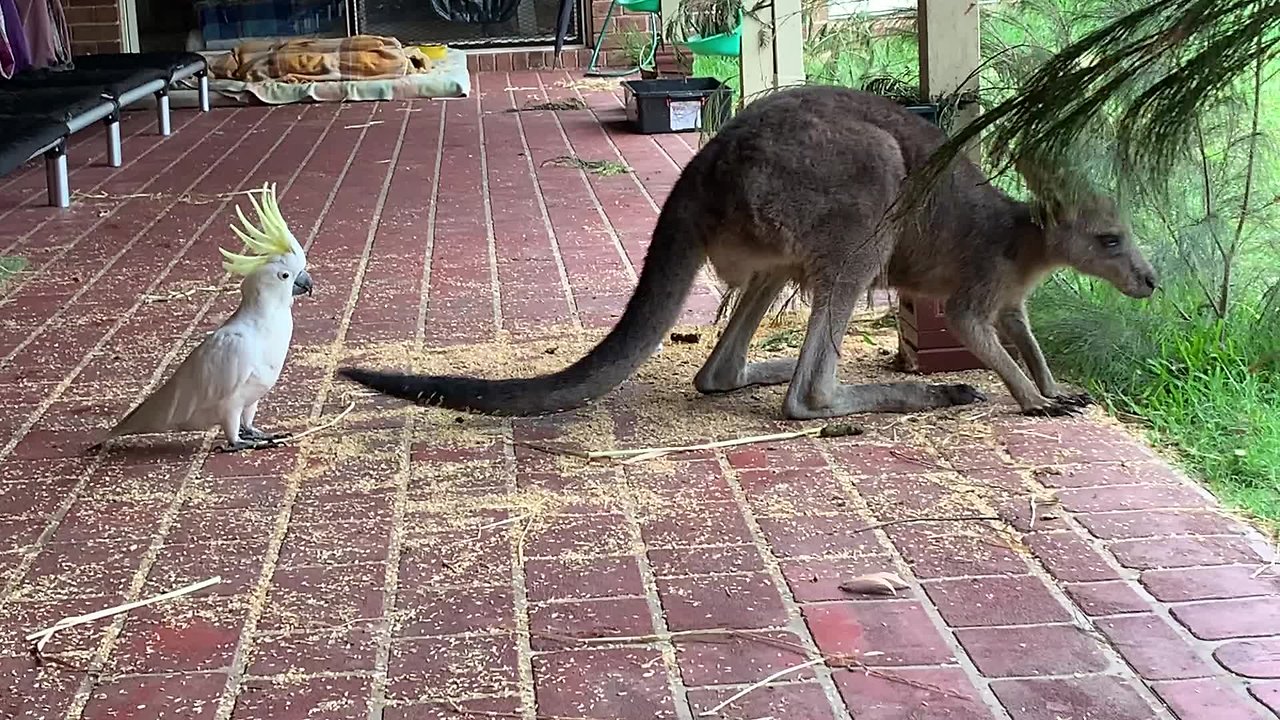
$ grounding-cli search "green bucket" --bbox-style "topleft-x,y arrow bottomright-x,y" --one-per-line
686,24 -> 742,57
617,0 -> 661,12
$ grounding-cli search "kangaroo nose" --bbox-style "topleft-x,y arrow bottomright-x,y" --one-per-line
1143,272 -> 1158,291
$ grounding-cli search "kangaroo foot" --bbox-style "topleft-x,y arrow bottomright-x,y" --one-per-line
1021,396 -> 1088,417
783,381 -> 986,419
1051,391 -> 1094,408
695,358 -> 798,394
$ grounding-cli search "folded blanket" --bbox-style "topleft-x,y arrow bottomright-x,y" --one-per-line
210,35 -> 432,83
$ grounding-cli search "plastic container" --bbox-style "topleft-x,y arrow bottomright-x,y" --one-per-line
902,103 -> 939,125
417,44 -> 449,60
622,77 -> 733,134
618,0 -> 661,13
686,25 -> 742,57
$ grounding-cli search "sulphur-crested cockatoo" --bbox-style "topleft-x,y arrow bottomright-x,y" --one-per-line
98,183 -> 313,453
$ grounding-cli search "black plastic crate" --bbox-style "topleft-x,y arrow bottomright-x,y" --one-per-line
902,103 -> 939,126
622,77 -> 733,135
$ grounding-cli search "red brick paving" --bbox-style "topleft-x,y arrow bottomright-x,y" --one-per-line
0,70 -> 1275,720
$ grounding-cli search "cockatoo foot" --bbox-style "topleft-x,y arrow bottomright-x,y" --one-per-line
215,437 -> 286,453
239,426 -> 291,442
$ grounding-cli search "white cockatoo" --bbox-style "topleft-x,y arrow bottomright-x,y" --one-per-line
98,183 -> 313,453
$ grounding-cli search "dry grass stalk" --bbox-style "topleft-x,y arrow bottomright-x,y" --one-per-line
700,658 -> 826,715
585,427 -> 824,463
280,401 -> 356,445
26,576 -> 221,654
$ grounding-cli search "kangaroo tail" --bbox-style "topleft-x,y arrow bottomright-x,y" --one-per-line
339,196 -> 706,416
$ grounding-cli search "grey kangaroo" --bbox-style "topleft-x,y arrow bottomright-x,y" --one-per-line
340,86 -> 1157,418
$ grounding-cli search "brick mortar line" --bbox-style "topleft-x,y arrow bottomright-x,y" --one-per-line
366,98 -> 445,720
507,434 -> 538,720
90,667 -> 954,689
1081,530 -> 1253,539
564,72 -> 724,299
816,441 -> 1017,720
617,461 -> 697,720
475,74 -> 505,335
57,104 -> 323,719
0,110 -> 248,361
396,623 -> 802,645
533,72 -> 638,283
668,129 -> 698,160
380,692 -> 521,711
506,73 -> 583,330
716,452 -> 855,720
241,669 -> 380,682
207,100 -> 398,720
526,592 -> 651,604
0,106 -> 285,604
675,673 -> 963,695
471,81 -> 543,718
0,111 -> 206,246
1149,593 -> 1280,607
1019,467 -> 1275,716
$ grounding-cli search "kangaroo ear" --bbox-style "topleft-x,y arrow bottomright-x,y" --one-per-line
1015,152 -> 1096,224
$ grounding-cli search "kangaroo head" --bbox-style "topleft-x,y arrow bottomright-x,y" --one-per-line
1016,158 -> 1158,299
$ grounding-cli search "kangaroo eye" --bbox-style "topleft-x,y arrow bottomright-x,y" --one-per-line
1096,233 -> 1122,249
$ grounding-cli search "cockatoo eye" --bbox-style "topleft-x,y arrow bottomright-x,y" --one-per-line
278,271 -> 291,281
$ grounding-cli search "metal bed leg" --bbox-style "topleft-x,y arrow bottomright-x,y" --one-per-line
198,72 -> 211,112
106,111 -> 123,168
45,141 -> 70,208
156,88 -> 172,136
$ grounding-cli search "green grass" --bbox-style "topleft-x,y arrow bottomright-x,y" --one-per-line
692,54 -> 740,103
0,256 -> 26,291
1030,278 -> 1280,522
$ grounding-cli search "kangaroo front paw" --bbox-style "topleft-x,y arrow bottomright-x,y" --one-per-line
1021,397 -> 1086,417
943,383 -> 987,406
1052,391 -> 1094,408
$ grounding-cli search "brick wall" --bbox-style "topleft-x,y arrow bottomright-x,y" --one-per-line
62,0 -> 123,55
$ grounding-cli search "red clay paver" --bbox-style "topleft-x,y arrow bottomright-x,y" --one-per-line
0,70 -> 1276,720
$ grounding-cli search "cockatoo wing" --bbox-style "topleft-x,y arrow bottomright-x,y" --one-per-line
109,327 -> 260,437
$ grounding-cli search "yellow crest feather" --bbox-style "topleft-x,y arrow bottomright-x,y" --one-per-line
220,182 -> 300,276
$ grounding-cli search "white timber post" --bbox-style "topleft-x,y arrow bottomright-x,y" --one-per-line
773,0 -> 805,87
917,0 -> 982,161
740,0 -> 806,106
660,0 -> 680,46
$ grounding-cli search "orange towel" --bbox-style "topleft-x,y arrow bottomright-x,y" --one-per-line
210,35 -> 432,84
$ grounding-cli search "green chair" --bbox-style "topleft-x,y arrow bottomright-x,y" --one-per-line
585,0 -> 661,77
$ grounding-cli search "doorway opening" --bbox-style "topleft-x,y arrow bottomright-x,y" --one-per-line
133,0 -> 584,52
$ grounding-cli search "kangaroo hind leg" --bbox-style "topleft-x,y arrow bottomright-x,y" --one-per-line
694,271 -> 794,394
781,244 -> 985,419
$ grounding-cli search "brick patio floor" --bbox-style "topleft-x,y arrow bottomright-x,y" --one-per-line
1,71 -> 1278,720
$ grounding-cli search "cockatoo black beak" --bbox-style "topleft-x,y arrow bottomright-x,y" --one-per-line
292,269 -> 313,296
